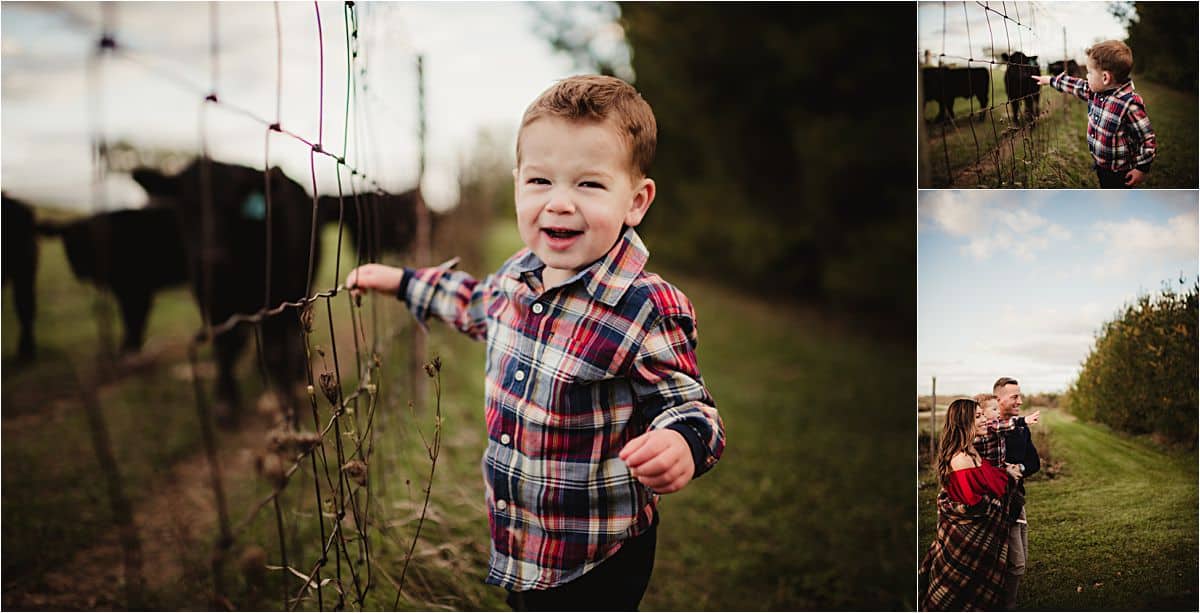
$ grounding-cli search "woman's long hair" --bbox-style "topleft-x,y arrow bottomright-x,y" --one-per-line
936,398 -> 980,488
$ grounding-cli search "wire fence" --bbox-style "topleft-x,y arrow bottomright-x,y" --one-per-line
77,2 -> 434,609
919,1 -> 1080,188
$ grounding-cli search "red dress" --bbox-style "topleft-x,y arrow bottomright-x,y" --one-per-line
945,463 -> 1008,507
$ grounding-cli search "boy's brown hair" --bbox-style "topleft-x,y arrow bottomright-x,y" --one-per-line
1086,40 -> 1134,83
973,392 -> 999,407
517,75 -> 657,178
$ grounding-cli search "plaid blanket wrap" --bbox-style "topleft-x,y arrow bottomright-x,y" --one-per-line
919,484 -> 1015,611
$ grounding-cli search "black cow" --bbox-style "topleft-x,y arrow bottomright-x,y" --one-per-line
1047,59 -> 1083,78
2,194 -> 38,361
130,159 -> 420,426
133,160 -> 317,426
921,66 -> 990,123
1001,52 -> 1042,123
39,206 -> 189,354
317,188 -> 420,261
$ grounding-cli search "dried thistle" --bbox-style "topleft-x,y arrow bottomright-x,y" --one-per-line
372,353 -> 382,369
265,427 -> 290,453
256,452 -> 287,489
291,431 -> 323,453
239,545 -> 268,588
341,459 -> 368,486
319,371 -> 339,405
423,356 -> 442,378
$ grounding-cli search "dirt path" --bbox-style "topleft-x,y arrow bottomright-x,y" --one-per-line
7,397 -> 273,610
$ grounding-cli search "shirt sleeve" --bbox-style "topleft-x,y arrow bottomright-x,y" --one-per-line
630,313 -> 726,479
398,264 -> 490,341
1126,101 -> 1157,172
1051,73 -> 1091,101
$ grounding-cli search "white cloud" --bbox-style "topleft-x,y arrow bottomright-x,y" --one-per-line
919,191 -> 1065,261
1089,210 -> 1199,279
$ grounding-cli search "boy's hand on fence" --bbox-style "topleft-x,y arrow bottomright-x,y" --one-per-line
346,264 -> 404,298
1124,168 -> 1146,186
619,429 -> 694,494
1030,75 -> 1052,86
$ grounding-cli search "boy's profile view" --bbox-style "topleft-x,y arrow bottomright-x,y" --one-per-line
1032,39 -> 1157,188
346,75 -> 726,611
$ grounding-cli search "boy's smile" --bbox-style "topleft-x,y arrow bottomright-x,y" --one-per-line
514,116 -> 655,289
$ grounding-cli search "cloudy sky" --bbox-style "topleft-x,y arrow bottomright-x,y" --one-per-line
2,2 -> 621,212
918,190 -> 1198,395
917,1 -> 1129,66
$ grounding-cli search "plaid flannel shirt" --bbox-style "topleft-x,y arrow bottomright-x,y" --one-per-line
398,227 -> 725,591
973,416 -> 1021,466
1050,74 -> 1157,172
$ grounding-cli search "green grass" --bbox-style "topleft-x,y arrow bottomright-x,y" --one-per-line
922,74 -> 1197,188
918,409 -> 1198,610
1,233 -> 206,588
4,217 -> 915,609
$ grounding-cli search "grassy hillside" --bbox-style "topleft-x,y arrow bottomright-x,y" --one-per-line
918,409 -> 1198,610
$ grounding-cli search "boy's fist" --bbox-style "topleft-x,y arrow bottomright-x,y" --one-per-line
345,264 -> 404,298
1030,75 -> 1052,86
619,429 -> 694,494
1124,168 -> 1146,186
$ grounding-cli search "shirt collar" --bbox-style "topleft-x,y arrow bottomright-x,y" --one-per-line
509,226 -> 649,306
1100,79 -> 1135,98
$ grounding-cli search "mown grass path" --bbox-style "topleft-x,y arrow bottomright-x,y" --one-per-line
919,409 -> 1198,610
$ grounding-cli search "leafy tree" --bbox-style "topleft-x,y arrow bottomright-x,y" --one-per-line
1111,1 -> 1198,91
1068,279 -> 1198,444
533,3 -> 916,330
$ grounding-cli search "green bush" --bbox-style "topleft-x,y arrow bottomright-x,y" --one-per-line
1067,280 -> 1198,444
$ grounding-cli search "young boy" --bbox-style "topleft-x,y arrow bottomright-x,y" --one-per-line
971,393 -> 1038,474
1032,40 -> 1157,188
346,75 -> 725,610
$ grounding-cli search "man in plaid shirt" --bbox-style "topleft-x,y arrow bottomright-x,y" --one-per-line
1033,39 -> 1157,188
346,75 -> 725,610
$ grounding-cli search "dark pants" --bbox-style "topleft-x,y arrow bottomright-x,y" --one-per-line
506,519 -> 658,612
1096,166 -> 1132,189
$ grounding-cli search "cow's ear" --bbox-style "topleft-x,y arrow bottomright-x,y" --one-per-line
131,168 -> 174,196
1001,53 -> 1009,61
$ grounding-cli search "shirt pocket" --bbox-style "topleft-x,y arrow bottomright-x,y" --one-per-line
532,320 -> 631,432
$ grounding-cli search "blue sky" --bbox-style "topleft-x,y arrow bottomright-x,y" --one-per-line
2,2 -> 621,212
918,190 -> 1198,395
917,1 -> 1128,66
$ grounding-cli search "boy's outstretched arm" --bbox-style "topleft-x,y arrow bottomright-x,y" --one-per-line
620,311 -> 726,494
1033,73 -> 1090,101
346,261 -> 490,340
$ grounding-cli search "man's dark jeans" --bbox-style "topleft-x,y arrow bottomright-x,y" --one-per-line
506,518 -> 658,612
1096,166 -> 1133,189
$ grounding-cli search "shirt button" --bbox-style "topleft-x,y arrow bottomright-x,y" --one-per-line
496,499 -> 508,511
531,303 -> 544,314
500,433 -> 512,445
514,370 -> 525,381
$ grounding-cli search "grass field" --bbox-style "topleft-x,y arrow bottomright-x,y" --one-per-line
918,409 -> 1199,610
3,216 -> 915,609
921,73 -> 1198,189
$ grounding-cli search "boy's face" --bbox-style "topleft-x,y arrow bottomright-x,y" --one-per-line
1085,56 -> 1113,91
982,400 -> 1000,422
514,116 -> 655,287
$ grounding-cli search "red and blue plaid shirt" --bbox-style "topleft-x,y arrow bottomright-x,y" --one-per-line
399,227 -> 725,590
973,416 -> 1021,466
1050,74 -> 1157,172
